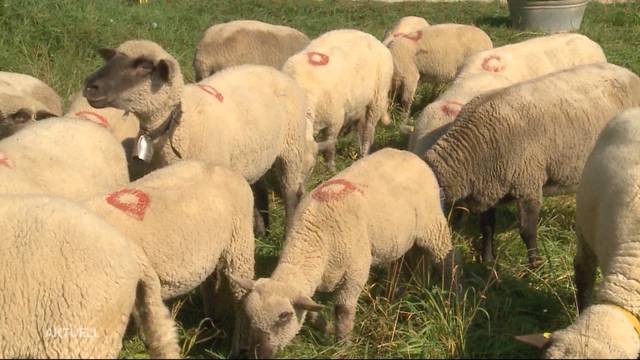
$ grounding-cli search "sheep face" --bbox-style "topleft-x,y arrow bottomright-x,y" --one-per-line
83,48 -> 174,117
0,103 -> 55,139
241,279 -> 323,358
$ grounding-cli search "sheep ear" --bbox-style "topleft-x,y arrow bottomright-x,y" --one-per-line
292,296 -> 324,312
514,333 -> 552,349
97,48 -> 117,61
34,110 -> 56,120
227,273 -> 255,291
156,59 -> 173,82
9,108 -> 34,123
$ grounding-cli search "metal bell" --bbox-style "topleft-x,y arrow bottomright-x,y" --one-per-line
133,135 -> 154,163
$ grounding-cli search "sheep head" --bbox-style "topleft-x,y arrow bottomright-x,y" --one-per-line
231,276 -> 323,359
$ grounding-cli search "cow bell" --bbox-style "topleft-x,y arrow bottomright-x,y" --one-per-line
134,135 -> 154,163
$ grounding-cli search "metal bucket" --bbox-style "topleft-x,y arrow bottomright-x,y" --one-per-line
508,0 -> 588,33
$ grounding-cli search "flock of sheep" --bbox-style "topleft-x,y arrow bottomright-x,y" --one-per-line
1,13 -> 640,359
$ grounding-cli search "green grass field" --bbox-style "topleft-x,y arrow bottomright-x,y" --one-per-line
2,0 -> 640,358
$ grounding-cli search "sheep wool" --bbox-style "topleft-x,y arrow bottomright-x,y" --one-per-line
543,108 -> 640,358
233,148 -> 454,358
0,195 -> 180,358
382,16 -> 430,46
193,20 -> 310,81
0,117 -> 129,199
388,24 -> 493,117
282,29 -> 394,170
425,63 -> 640,267
409,33 -> 606,156
83,40 -> 314,230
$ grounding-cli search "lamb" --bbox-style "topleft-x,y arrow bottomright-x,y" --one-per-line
382,16 -> 430,46
388,24 -> 493,117
0,71 -> 63,138
229,148 -> 455,358
0,117 -> 129,199
282,29 -> 394,171
83,40 -> 315,231
515,108 -> 640,358
0,194 -> 180,358
193,20 -> 310,81
81,160 -> 254,354
408,33 -> 607,155
425,63 -> 640,267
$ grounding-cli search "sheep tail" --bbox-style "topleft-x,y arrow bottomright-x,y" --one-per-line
134,251 -> 181,359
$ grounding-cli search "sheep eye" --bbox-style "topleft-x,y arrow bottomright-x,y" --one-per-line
276,311 -> 293,325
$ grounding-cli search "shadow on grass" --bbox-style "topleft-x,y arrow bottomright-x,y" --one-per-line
476,15 -> 512,28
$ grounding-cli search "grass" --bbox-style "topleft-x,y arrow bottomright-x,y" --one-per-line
1,0 -> 639,358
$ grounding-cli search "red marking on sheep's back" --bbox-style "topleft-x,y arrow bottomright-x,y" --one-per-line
74,111 -> 110,128
440,100 -> 463,118
197,84 -> 224,102
105,188 -> 150,221
307,52 -> 330,66
481,55 -> 505,73
0,153 -> 14,169
402,31 -> 422,41
311,179 -> 360,202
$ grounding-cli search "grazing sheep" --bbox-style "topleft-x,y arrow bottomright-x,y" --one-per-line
408,33 -> 606,156
388,24 -> 493,117
0,195 -> 180,358
0,72 -> 62,138
83,40 -> 314,231
425,63 -> 640,267
382,16 -> 430,46
516,108 -> 640,358
230,148 -> 454,358
193,20 -> 310,81
0,117 -> 129,199
282,29 -> 393,170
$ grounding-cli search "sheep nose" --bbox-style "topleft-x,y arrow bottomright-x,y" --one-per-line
83,82 -> 101,98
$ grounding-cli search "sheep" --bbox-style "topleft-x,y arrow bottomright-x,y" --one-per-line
229,148 -> 455,358
81,160 -> 254,354
388,24 -> 493,118
425,62 -> 640,268
82,40 -> 315,231
382,16 -> 430,46
193,20 -> 310,81
282,29 -> 393,171
515,108 -> 640,358
0,117 -> 129,199
408,33 -> 607,155
0,71 -> 63,138
0,194 -> 180,358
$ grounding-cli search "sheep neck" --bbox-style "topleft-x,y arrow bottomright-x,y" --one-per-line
271,228 -> 329,297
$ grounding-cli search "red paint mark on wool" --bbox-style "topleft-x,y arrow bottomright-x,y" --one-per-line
74,111 -> 110,128
481,55 -> 506,73
440,100 -> 463,118
311,179 -> 360,202
0,153 -> 14,169
306,52 -> 330,66
105,188 -> 150,221
197,84 -> 224,102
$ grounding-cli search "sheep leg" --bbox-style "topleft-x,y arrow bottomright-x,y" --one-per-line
275,156 -> 305,232
574,233 -> 598,313
400,69 -> 419,119
479,207 -> 496,263
321,126 -> 338,172
517,198 -> 543,267
251,179 -> 269,237
333,256 -> 371,341
357,114 -> 376,158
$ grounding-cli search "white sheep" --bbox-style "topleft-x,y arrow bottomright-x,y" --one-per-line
0,117 -> 129,199
230,148 -> 454,358
425,63 -> 640,267
388,24 -> 493,117
193,20 -> 310,81
0,71 -> 63,138
83,40 -> 315,230
515,108 -> 640,358
0,194 -> 180,358
282,29 -> 394,171
382,16 -> 430,46
409,33 -> 608,156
